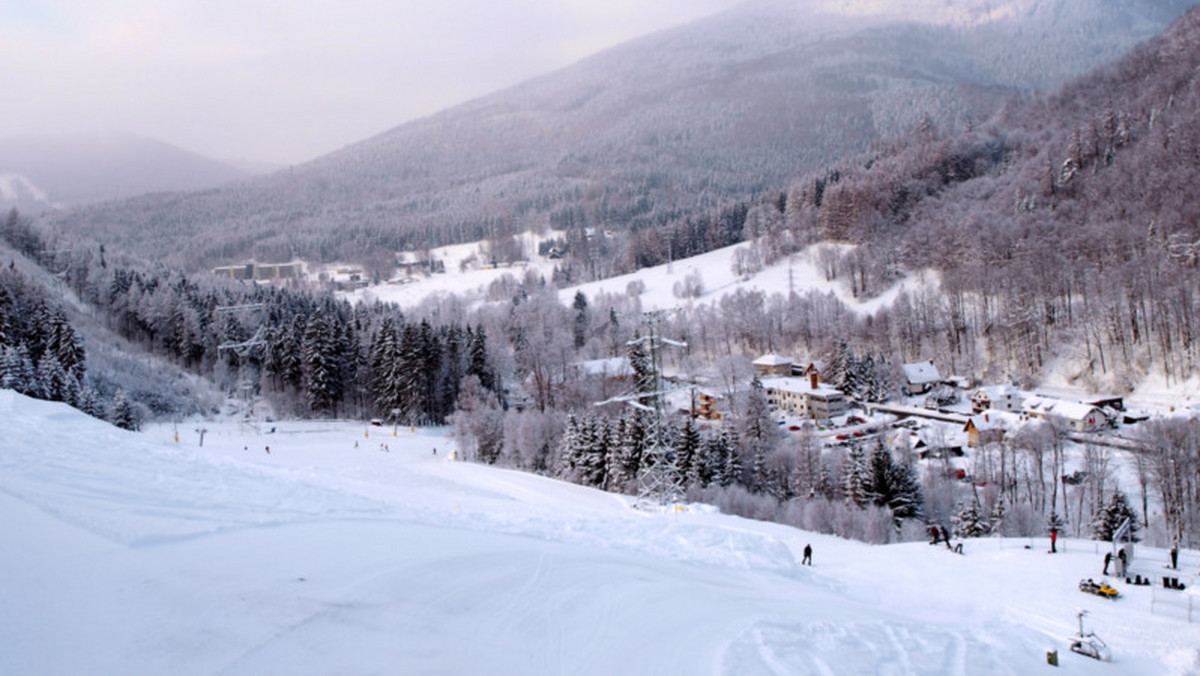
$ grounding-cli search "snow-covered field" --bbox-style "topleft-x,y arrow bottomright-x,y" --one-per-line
340,234 -> 937,320
2,388 -> 1197,675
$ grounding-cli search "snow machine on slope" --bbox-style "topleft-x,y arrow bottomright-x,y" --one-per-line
1068,609 -> 1111,661
1078,578 -> 1119,599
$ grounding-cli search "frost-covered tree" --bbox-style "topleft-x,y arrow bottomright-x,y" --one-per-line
676,417 -> 702,486
107,390 -> 141,431
842,444 -> 869,508
952,498 -> 989,538
302,309 -> 343,415
1090,490 -> 1140,542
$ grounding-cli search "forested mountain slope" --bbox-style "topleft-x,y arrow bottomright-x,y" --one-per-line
43,0 -> 1193,270
766,3 -> 1200,389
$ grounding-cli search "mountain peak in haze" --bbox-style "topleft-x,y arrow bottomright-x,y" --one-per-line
0,132 -> 249,212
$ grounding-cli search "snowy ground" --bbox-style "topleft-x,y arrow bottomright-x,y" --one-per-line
2,389 -> 1198,675
339,233 -> 937,321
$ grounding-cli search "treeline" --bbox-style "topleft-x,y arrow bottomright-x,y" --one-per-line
4,210 -> 503,427
0,253 -> 140,429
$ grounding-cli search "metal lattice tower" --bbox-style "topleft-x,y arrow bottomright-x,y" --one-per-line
215,303 -> 267,415
597,309 -> 687,510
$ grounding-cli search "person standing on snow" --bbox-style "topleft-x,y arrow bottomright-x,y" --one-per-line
1169,545 -> 1178,570
1103,552 -> 1112,575
802,544 -> 813,566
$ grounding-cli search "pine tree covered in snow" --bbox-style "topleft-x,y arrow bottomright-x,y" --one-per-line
1091,490 -> 1140,542
861,440 -> 924,525
676,416 -> 702,487
611,412 -> 646,491
302,309 -> 343,415
739,375 -> 777,493
952,498 -> 989,538
107,389 -> 141,431
842,444 -> 869,508
826,339 -> 851,391
988,497 -> 1008,535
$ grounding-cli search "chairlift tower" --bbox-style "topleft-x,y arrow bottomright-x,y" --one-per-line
215,303 -> 267,417
597,309 -> 687,509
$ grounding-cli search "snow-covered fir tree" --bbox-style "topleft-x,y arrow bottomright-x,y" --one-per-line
1090,490 -> 1140,542
842,444 -> 869,508
952,498 -> 989,538
107,390 -> 141,431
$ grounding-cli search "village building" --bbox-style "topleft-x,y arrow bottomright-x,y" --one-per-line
693,389 -> 723,421
761,373 -> 847,421
971,384 -> 1024,414
963,413 -> 1006,447
794,359 -> 825,379
901,360 -> 941,395
1022,396 -> 1106,433
753,353 -> 794,377
212,260 -> 308,282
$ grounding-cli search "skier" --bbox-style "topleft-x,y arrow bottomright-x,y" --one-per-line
432,447 -> 438,456
265,445 -> 270,454
802,544 -> 813,566
940,526 -> 951,547
1050,528 -> 1058,553
1103,552 -> 1112,575
929,525 -> 941,545
1117,549 -> 1127,577
1169,545 -> 1178,570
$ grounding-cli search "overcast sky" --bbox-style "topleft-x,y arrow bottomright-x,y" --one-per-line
1,1 -> 742,165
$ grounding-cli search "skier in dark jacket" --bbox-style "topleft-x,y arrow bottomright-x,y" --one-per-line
802,544 -> 813,566
1103,552 -> 1112,575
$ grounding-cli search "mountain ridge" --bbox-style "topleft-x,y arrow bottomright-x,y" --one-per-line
43,0 -> 1196,270
0,132 -> 249,212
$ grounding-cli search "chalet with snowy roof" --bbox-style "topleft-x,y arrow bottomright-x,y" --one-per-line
796,359 -> 825,379
1022,396 -> 1106,433
971,385 -> 1024,414
901,360 -> 941,395
1085,395 -> 1125,413
753,353 -> 794,377
963,413 -> 1006,447
911,429 -> 965,460
761,374 -> 847,421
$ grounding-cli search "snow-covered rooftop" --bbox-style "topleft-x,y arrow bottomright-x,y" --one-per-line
901,360 -> 941,385
761,376 -> 844,398
1023,395 -> 1103,422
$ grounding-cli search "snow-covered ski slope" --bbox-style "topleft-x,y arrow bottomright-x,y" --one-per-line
344,235 -> 937,318
2,389 -> 1197,675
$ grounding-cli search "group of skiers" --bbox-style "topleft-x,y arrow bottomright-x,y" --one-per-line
928,525 -> 964,554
